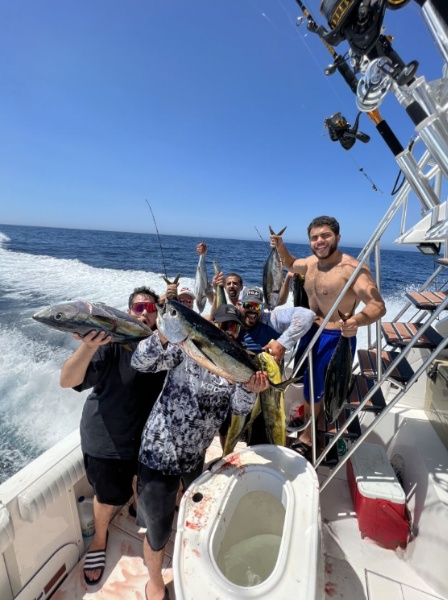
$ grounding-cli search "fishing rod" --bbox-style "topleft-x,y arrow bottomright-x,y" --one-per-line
293,0 -> 406,158
145,200 -> 180,285
254,225 -> 271,252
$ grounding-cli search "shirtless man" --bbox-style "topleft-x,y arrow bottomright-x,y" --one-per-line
270,215 -> 386,457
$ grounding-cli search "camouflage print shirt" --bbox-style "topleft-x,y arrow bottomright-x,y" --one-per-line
131,333 -> 256,475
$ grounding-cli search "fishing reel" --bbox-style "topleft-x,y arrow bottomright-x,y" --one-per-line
324,111 -> 370,150
319,0 -> 410,55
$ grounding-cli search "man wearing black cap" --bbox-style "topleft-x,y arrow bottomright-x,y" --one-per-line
238,286 -> 315,364
218,286 -> 315,447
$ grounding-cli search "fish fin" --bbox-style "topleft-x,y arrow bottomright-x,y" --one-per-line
270,373 -> 301,392
213,260 -> 221,274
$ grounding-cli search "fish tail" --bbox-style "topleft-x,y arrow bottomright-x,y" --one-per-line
337,300 -> 357,322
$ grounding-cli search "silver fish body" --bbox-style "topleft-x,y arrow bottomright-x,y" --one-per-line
194,254 -> 209,313
157,299 -> 258,382
263,226 -> 287,311
32,300 -> 153,343
157,299 -> 303,390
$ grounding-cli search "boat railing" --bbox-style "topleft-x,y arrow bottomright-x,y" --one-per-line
287,34 -> 448,474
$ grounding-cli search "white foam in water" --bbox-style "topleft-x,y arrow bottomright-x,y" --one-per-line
0,239 -> 418,482
0,244 -> 200,483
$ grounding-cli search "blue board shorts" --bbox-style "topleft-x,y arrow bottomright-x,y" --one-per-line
295,324 -> 356,403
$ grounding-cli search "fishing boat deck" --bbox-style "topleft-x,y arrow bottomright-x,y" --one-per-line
52,431 -> 446,600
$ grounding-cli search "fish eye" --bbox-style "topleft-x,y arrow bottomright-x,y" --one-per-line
54,313 -> 63,321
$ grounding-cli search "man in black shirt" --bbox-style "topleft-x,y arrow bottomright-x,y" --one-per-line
60,286 -> 165,586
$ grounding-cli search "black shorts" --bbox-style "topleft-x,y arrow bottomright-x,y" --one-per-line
137,459 -> 204,552
83,453 -> 136,506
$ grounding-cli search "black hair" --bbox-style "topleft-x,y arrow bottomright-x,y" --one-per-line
307,216 -> 340,237
128,286 -> 159,308
225,273 -> 243,287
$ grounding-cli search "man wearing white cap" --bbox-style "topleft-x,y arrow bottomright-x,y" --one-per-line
177,287 -> 196,309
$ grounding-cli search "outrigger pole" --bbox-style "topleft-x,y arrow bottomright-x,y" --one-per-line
293,0 -> 404,158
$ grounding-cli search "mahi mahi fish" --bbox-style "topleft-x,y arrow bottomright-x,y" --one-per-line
223,351 -> 286,455
194,252 -> 209,313
323,306 -> 355,424
157,299 -> 299,390
213,260 -> 227,309
263,226 -> 287,311
32,300 -> 153,343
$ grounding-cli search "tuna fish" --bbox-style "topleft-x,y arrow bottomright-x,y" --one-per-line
263,226 -> 287,311
292,274 -> 309,309
32,300 -> 153,343
194,253 -> 209,313
323,307 -> 355,424
157,299 -> 299,390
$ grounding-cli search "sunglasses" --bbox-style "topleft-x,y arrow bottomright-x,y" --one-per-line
131,301 -> 157,314
178,297 -> 194,305
218,320 -> 241,335
241,302 -> 264,311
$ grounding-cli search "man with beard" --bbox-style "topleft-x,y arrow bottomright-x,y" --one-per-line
270,215 -> 386,458
234,286 -> 315,445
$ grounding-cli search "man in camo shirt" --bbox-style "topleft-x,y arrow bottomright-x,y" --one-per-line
131,304 -> 269,600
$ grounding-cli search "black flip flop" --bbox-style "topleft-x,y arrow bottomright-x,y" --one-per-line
83,532 -> 109,586
290,440 -> 313,460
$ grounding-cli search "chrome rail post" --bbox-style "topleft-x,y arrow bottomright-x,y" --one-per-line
320,329 -> 448,492
316,294 -> 448,474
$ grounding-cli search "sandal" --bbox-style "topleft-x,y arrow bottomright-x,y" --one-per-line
83,532 -> 108,586
290,440 -> 313,460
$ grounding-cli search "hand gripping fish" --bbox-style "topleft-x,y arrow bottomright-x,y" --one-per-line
223,351 -> 286,454
323,305 -> 356,424
32,300 -> 153,343
212,260 -> 227,309
263,226 -> 287,311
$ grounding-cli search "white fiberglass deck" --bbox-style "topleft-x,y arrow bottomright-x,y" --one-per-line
53,435 -> 446,600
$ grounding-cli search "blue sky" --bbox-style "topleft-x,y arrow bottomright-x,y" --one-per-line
0,1 -> 445,247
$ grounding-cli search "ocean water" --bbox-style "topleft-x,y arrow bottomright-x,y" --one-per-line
0,223 -> 439,484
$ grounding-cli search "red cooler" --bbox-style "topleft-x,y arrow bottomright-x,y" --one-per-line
347,442 -> 410,550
